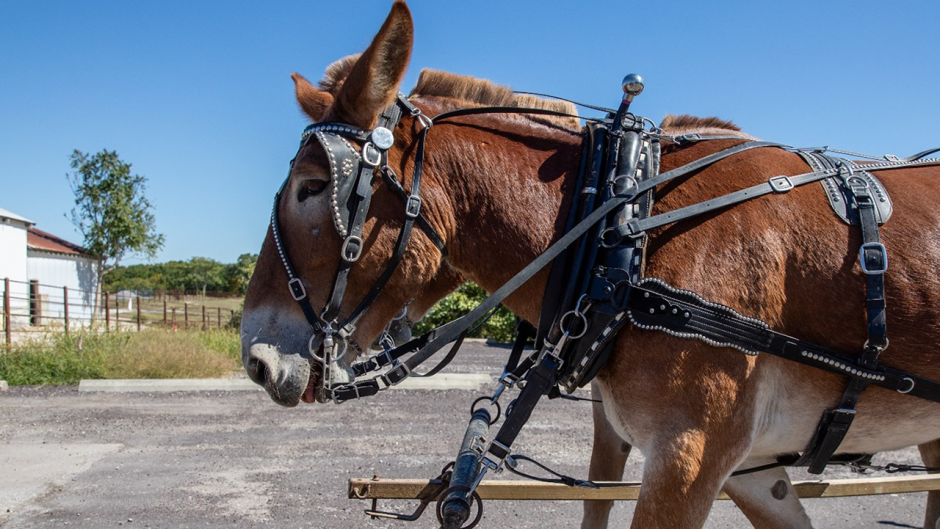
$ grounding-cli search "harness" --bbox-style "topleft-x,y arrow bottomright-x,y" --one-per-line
270,74 -> 940,525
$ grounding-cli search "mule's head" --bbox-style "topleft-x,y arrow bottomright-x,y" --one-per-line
241,1 -> 446,407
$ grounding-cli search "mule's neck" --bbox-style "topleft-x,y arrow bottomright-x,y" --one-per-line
416,99 -> 583,323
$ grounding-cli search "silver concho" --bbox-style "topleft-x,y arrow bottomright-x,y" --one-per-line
371,126 -> 395,150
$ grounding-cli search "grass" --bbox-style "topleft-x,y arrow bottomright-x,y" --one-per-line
0,328 -> 242,385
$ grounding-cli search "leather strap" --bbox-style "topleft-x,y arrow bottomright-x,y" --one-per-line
796,160 -> 889,473
622,168 -> 840,237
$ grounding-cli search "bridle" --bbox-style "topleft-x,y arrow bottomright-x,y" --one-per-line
270,94 -> 445,399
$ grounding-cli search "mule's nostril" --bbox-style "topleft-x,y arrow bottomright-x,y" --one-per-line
246,356 -> 267,385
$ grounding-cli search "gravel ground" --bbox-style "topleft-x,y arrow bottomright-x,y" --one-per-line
0,341 -> 929,528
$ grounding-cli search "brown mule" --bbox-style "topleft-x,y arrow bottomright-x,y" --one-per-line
241,3 -> 940,527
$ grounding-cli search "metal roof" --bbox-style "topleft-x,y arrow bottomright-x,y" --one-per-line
0,206 -> 34,225
27,227 -> 93,257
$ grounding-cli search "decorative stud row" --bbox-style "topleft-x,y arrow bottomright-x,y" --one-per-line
799,350 -> 885,381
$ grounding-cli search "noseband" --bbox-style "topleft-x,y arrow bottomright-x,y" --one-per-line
270,94 -> 445,396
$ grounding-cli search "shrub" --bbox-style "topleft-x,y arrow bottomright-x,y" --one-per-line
413,282 -> 517,343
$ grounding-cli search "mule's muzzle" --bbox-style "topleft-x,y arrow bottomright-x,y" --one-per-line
245,343 -> 312,407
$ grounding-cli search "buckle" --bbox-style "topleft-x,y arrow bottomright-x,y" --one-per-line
287,278 -> 306,300
383,363 -> 411,387
486,439 -> 512,462
498,373 -> 519,388
831,408 -> 857,423
341,235 -> 364,262
405,195 -> 422,219
675,133 -> 702,144
362,142 -> 382,167
768,175 -> 794,193
859,242 -> 888,275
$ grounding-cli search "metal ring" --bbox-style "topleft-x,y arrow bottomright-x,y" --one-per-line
308,334 -> 347,364
308,334 -> 325,363
414,112 -> 433,130
559,309 -> 589,339
598,227 -> 623,249
897,377 -> 915,394
609,174 -> 638,199
392,305 -> 409,321
471,397 -> 501,426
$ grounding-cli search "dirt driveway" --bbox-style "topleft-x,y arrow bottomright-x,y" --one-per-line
0,341 -> 928,528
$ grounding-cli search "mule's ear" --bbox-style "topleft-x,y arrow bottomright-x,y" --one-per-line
292,73 -> 334,121
325,1 -> 413,128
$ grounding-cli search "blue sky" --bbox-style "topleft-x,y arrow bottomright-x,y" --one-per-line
2,0 -> 938,264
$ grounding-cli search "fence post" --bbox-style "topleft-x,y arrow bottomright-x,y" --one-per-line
29,279 -> 40,326
4,278 -> 10,349
137,295 -> 142,332
217,307 -> 222,330
115,293 -> 120,331
202,305 -> 207,330
184,303 -> 189,329
63,286 -> 70,336
172,307 -> 177,327
163,300 -> 167,325
105,291 -> 111,331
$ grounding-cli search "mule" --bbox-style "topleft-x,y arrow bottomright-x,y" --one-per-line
241,3 -> 940,527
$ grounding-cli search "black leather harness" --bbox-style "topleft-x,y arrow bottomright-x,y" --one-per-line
270,85 -> 940,499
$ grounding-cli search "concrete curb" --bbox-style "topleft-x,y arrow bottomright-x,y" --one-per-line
0,380 -> 8,392
78,373 -> 493,393
79,378 -> 260,392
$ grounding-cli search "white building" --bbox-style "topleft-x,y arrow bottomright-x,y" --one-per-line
1,207 -> 99,329
0,207 -> 32,328
27,226 -> 99,324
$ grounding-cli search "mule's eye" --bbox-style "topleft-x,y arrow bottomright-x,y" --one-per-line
298,179 -> 328,201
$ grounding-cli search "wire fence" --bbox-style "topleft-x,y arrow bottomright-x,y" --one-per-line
1,277 -> 241,348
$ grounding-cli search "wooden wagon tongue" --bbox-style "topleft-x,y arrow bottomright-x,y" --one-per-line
323,73 -> 940,527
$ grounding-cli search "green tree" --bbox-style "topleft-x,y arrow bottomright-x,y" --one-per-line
225,253 -> 258,294
68,149 -> 164,319
187,257 -> 227,297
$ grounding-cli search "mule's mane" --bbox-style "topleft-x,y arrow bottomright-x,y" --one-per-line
659,114 -> 757,139
410,69 -> 580,130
